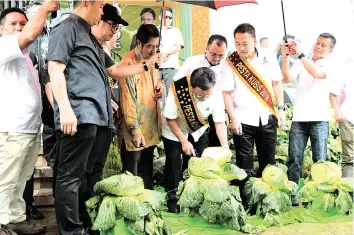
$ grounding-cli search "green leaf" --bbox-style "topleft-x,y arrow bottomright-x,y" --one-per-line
219,163 -> 247,181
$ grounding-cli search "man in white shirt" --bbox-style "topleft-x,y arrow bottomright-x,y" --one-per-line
159,7 -> 184,92
174,34 -> 228,147
281,33 -> 336,205
0,2 -> 58,234
330,59 -> 354,179
222,23 -> 285,180
162,67 -> 228,213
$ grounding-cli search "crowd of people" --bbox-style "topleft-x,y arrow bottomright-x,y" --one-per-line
0,1 -> 352,235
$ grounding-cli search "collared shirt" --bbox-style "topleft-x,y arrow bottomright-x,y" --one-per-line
159,26 -> 184,70
330,61 -> 354,124
221,48 -> 282,127
0,34 -> 42,133
162,80 -> 225,142
173,54 -> 225,91
119,49 -> 161,151
290,56 -> 334,122
47,14 -> 115,130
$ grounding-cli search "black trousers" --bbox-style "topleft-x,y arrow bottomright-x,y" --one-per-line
55,124 -> 112,235
233,115 -> 277,177
162,132 -> 209,210
207,115 -> 221,147
121,143 -> 155,190
23,125 -> 57,206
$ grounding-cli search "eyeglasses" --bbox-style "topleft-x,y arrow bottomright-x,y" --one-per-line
165,16 -> 173,20
193,92 -> 210,101
103,20 -> 119,32
208,50 -> 225,59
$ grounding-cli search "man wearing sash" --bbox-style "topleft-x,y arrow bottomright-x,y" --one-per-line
222,23 -> 285,180
162,67 -> 228,213
173,34 -> 228,147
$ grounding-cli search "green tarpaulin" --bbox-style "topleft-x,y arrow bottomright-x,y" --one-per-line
101,207 -> 353,235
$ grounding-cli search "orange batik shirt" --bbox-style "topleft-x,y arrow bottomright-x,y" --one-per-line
118,49 -> 162,151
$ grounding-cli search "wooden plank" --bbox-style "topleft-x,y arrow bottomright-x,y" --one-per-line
34,166 -> 53,178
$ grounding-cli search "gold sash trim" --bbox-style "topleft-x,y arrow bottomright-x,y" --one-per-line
171,76 -> 209,133
226,52 -> 276,116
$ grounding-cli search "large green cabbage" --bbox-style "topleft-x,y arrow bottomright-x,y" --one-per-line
94,171 -> 144,197
310,161 -> 342,184
201,147 -> 232,166
177,176 -> 204,208
262,165 -> 290,191
188,157 -> 221,179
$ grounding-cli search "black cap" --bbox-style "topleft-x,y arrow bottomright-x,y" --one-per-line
102,4 -> 128,26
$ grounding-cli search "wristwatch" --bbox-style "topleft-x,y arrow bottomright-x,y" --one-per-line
298,53 -> 306,59
278,106 -> 286,111
142,61 -> 149,71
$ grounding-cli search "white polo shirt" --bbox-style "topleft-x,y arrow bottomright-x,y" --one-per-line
159,26 -> 184,70
162,86 -> 225,142
221,48 -> 282,127
0,34 -> 42,133
290,56 -> 334,122
173,54 -> 225,91
330,60 -> 354,125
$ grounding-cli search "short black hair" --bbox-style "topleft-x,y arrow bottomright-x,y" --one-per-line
319,33 -> 336,49
190,67 -> 216,91
140,8 -> 156,20
73,0 -> 95,8
136,24 -> 160,45
282,34 -> 295,41
260,37 -> 268,43
0,7 -> 28,25
233,23 -> 256,38
207,34 -> 228,48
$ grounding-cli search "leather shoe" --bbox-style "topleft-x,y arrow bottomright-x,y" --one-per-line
26,205 -> 44,220
6,221 -> 46,235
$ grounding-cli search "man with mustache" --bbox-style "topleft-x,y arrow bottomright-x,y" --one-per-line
119,24 -> 163,190
221,23 -> 285,205
281,33 -> 337,206
173,34 -> 228,147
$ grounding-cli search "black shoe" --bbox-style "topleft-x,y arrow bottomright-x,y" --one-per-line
26,205 -> 44,220
6,221 -> 45,235
167,207 -> 180,214
292,198 -> 299,207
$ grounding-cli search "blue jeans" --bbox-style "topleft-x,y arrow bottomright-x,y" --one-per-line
287,121 -> 329,184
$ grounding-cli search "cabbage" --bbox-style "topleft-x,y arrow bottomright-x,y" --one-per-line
94,171 -> 144,196
113,197 -> 150,220
188,157 -> 221,179
92,196 -> 118,231
335,189 -> 353,214
200,178 -> 230,203
244,178 -> 272,206
219,163 -> 247,181
262,191 -> 291,213
177,176 -> 204,207
310,161 -> 342,184
201,147 -> 232,165
298,181 -> 319,203
262,165 -> 289,191
132,190 -> 166,210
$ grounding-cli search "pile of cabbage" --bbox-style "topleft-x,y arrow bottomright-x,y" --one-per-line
177,147 -> 261,233
243,165 -> 298,227
86,172 -> 171,235
298,161 -> 353,214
